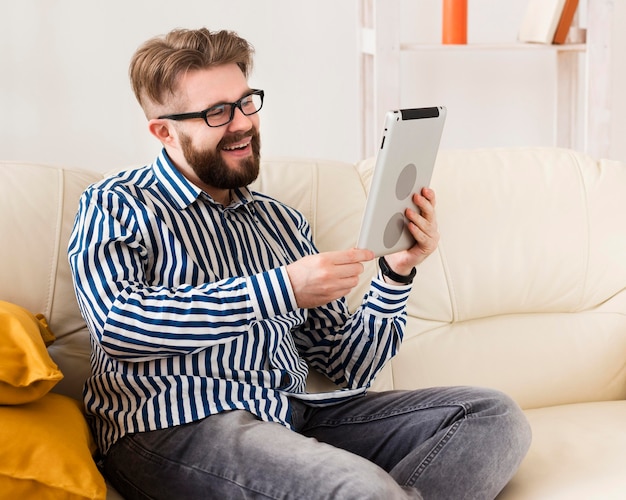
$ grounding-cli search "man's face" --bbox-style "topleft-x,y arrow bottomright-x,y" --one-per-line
179,122 -> 261,190
164,64 -> 262,193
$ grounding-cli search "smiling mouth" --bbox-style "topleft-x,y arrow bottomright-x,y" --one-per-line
222,139 -> 251,151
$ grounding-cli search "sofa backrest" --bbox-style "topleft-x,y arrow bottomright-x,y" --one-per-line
359,148 -> 626,409
0,162 -> 101,400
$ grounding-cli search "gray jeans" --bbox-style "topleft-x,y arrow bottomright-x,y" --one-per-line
103,386 -> 531,499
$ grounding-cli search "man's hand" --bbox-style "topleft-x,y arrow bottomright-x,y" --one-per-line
286,248 -> 375,309
384,187 -> 440,279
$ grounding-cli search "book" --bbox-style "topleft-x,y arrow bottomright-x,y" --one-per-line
553,0 -> 580,44
518,0 -> 567,44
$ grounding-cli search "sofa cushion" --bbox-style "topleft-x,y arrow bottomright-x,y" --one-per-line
0,392 -> 106,499
361,148 -> 626,409
0,301 -> 63,404
498,401 -> 626,499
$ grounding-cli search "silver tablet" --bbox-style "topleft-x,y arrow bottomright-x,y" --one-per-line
356,106 -> 446,257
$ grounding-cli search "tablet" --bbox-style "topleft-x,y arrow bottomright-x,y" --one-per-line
356,106 -> 446,256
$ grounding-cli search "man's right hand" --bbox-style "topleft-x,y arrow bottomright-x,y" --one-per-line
285,249 -> 375,309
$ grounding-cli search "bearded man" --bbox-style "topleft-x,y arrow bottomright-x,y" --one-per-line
68,27 -> 530,500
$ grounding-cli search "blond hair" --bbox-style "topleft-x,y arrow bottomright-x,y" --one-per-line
129,28 -> 254,115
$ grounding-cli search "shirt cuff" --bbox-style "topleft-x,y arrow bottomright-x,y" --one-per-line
365,274 -> 413,316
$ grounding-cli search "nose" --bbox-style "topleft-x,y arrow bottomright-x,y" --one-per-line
227,105 -> 255,133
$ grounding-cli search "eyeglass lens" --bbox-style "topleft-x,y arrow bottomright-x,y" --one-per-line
206,93 -> 263,127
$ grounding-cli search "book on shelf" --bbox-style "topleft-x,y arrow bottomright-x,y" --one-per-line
518,0 -> 567,44
553,0 -> 580,44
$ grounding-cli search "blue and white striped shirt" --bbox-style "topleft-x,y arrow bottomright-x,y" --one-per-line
68,150 -> 411,455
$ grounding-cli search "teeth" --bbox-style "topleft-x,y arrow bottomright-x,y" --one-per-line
223,141 -> 249,151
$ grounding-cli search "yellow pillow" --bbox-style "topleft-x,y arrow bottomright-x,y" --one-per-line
35,313 -> 57,347
0,392 -> 107,499
0,301 -> 63,404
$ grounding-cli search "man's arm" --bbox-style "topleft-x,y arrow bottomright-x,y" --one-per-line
68,186 -> 298,362
290,187 -> 440,389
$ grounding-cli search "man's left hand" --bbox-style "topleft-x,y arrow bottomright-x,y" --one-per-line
383,187 -> 440,280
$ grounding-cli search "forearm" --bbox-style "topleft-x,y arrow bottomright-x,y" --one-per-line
298,276 -> 411,388
73,264 -> 297,361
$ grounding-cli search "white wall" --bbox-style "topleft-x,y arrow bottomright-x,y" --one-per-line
0,0 -> 360,172
1,0 -> 624,173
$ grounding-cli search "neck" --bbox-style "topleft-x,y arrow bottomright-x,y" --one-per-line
213,189 -> 232,206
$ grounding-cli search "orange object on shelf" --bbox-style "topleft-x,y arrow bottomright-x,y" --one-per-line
442,0 -> 467,44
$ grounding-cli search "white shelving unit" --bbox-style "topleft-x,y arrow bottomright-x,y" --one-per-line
359,0 -> 613,159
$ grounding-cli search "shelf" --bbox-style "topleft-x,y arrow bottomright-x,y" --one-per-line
358,0 -> 612,159
361,28 -> 586,54
398,42 -> 586,52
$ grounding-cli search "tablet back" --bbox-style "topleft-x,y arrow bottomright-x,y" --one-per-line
356,106 -> 446,256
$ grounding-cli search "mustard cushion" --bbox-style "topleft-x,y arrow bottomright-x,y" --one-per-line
35,312 -> 57,347
0,392 -> 107,499
0,301 -> 63,404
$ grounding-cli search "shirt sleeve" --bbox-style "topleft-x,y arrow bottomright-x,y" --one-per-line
293,269 -> 412,390
68,185 -> 297,362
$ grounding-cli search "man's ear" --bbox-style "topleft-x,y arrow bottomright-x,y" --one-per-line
148,119 -> 177,146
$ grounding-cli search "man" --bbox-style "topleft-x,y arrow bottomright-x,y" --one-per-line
68,27 -> 530,499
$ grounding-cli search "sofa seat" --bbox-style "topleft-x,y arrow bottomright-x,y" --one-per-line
1,147 -> 625,499
499,401 -> 626,498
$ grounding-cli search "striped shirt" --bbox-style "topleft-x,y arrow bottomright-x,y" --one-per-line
68,149 -> 412,455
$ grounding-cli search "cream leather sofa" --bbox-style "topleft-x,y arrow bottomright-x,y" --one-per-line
1,147 -> 625,499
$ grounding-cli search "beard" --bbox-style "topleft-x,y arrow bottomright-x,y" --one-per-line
180,128 -> 261,190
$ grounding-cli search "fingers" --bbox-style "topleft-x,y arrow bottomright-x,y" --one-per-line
331,247 -> 375,265
404,188 -> 440,256
379,188 -> 440,275
318,248 -> 374,281
407,223 -> 439,256
414,188 -> 436,219
421,186 -> 436,204
406,190 -> 436,229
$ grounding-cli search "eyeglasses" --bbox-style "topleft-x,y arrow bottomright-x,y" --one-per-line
158,89 -> 264,128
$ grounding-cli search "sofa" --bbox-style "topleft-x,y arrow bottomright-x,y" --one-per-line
1,147 -> 625,499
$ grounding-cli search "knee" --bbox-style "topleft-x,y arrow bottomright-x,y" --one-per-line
340,470 -> 423,500
473,387 -> 532,460
507,396 -> 532,460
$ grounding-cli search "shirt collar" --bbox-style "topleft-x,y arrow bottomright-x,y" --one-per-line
151,148 -> 256,211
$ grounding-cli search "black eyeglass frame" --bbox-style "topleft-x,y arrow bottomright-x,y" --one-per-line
158,89 -> 265,127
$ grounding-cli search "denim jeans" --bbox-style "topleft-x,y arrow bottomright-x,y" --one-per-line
103,386 -> 531,500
